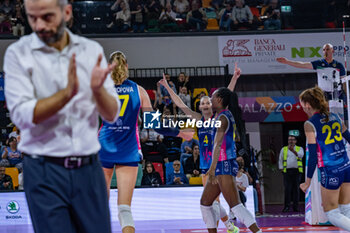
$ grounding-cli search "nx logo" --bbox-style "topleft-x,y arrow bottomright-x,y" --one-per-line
143,110 -> 161,129
291,47 -> 322,58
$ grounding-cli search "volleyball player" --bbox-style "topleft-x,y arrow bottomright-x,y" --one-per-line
98,51 -> 192,233
200,87 -> 261,233
299,86 -> 350,231
159,64 -> 242,232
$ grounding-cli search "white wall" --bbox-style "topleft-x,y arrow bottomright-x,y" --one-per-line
0,36 -> 220,71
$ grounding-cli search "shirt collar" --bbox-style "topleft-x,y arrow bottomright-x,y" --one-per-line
30,29 -> 80,51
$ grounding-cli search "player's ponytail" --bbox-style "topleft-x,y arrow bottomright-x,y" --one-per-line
109,51 -> 129,85
215,88 -> 246,150
299,86 -> 330,122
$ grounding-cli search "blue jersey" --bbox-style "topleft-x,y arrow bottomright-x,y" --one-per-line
212,110 -> 236,161
99,79 -> 142,163
7,147 -> 22,165
308,112 -> 349,168
197,115 -> 215,169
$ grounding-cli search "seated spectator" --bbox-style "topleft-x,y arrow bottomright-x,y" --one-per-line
0,165 -> 13,190
186,0 -> 208,31
174,0 -> 189,19
12,3 -> 25,36
110,0 -> 130,13
181,138 -> 199,154
159,3 -> 179,32
263,0 -> 281,30
178,86 -> 191,116
0,10 -> 12,34
219,2 -> 234,31
131,4 -> 146,32
141,161 -> 163,186
232,0 -> 255,29
184,144 -> 200,180
145,0 -> 162,20
166,160 -> 188,185
236,156 -> 249,206
211,0 -> 225,11
107,1 -> 131,32
0,0 -> 14,16
141,128 -> 169,163
0,137 -> 23,173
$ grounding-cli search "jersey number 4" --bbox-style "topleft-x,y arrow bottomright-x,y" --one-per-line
322,122 -> 342,145
119,94 -> 130,117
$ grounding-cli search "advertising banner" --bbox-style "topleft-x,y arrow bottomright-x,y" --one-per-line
238,96 -> 308,122
218,32 -> 350,74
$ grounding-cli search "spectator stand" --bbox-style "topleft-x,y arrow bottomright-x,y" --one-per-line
5,167 -> 18,190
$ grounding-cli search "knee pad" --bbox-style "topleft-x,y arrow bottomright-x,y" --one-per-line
325,208 -> 350,231
231,203 -> 256,228
118,205 -> 134,229
215,201 -> 228,219
212,201 -> 221,220
200,205 -> 217,229
340,203 -> 350,218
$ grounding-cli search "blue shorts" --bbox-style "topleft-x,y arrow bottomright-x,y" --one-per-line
201,168 -> 209,174
319,162 -> 350,190
100,160 -> 139,169
215,159 -> 238,177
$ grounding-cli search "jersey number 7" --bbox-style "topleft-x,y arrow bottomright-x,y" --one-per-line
119,94 -> 130,117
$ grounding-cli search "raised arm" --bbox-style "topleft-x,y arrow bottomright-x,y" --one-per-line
227,63 -> 241,91
138,85 -> 195,141
276,57 -> 313,69
159,74 -> 201,121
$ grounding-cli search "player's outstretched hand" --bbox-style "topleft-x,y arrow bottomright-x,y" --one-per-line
233,62 -> 241,80
159,73 -> 169,87
276,57 -> 288,64
177,128 -> 195,141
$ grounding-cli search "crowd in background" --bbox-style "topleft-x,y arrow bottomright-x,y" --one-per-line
0,0 -> 349,35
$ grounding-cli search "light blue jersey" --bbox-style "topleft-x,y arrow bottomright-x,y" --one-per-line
197,115 -> 214,170
99,80 -> 142,163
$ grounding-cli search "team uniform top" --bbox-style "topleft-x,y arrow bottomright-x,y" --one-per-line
311,59 -> 345,92
212,109 -> 237,162
99,79 -> 142,163
307,112 -> 349,168
197,115 -> 215,170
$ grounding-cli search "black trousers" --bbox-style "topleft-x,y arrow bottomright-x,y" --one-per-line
283,168 -> 301,209
23,155 -> 111,233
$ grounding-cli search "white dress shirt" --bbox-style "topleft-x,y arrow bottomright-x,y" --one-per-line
4,30 -> 120,157
278,145 -> 304,170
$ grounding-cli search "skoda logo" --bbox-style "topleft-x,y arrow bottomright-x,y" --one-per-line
6,201 -> 20,214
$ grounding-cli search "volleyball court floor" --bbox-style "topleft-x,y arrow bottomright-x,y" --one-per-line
0,187 -> 347,233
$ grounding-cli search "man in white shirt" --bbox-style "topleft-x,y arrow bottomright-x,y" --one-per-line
278,135 -> 304,213
4,0 -> 120,232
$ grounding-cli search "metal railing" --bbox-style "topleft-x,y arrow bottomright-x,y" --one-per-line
129,65 -> 228,78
